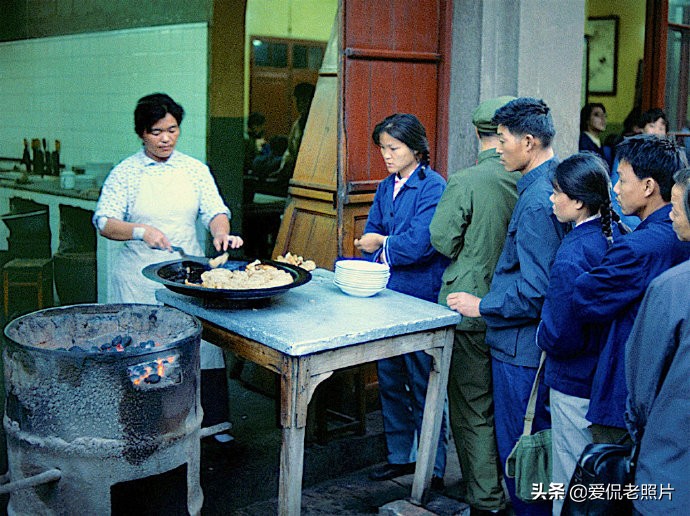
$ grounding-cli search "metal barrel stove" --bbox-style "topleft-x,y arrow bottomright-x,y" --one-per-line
1,303 -> 204,515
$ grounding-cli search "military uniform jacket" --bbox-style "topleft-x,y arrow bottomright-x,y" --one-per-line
430,149 -> 520,331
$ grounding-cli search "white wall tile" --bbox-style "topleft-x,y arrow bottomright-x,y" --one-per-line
0,23 -> 208,170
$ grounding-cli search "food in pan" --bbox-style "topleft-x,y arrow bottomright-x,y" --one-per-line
187,260 -> 293,290
275,251 -> 316,271
208,252 -> 229,268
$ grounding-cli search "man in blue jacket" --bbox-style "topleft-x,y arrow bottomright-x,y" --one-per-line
449,97 -> 568,515
573,134 -> 690,444
626,167 -> 690,515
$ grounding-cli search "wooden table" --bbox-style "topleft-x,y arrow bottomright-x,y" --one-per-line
156,269 -> 460,515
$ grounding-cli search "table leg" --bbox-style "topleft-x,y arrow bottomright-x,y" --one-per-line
277,356 -> 332,516
410,328 -> 454,504
279,425 -> 306,516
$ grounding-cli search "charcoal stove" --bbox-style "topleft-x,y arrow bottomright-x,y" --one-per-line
1,303 -> 217,515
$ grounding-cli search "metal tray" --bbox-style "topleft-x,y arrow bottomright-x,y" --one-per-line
142,258 -> 312,301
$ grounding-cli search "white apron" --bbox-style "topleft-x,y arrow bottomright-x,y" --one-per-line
110,165 -> 224,369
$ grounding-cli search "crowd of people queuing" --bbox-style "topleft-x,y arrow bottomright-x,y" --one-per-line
357,97 -> 690,516
92,91 -> 688,515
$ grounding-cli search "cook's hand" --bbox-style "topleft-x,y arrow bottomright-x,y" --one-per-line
214,233 -> 244,252
142,225 -> 171,250
447,292 -> 482,318
354,233 -> 385,253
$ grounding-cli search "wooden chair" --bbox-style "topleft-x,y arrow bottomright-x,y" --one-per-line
3,257 -> 53,319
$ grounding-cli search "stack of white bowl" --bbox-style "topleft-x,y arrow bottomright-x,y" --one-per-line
334,259 -> 390,297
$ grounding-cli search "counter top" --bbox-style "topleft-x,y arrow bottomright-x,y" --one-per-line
156,268 -> 461,356
0,175 -> 100,202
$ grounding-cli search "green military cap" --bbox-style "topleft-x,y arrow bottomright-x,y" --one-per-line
472,96 -> 517,133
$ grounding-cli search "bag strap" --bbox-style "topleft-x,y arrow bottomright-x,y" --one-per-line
522,350 -> 547,436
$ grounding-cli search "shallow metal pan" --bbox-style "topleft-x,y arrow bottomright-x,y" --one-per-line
142,258 -> 312,301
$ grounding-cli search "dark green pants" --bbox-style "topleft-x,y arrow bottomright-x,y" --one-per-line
447,330 -> 506,510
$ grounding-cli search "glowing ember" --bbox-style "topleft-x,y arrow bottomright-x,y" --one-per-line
129,355 -> 180,388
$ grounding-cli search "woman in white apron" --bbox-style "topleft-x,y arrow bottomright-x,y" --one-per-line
93,93 -> 242,441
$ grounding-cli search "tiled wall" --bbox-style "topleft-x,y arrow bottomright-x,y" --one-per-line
0,23 -> 208,171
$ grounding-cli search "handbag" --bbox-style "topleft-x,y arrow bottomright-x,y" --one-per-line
505,351 -> 552,503
561,435 -> 637,515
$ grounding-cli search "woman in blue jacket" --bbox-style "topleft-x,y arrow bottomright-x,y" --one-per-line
355,113 -> 449,489
537,153 -> 623,513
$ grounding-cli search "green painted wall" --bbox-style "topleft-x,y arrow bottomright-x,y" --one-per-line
0,0 -> 211,42
586,0 -> 646,130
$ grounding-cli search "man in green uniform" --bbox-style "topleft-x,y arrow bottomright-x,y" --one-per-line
430,96 -> 519,516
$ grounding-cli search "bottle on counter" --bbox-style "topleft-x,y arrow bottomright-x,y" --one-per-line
42,138 -> 52,176
22,138 -> 32,174
31,138 -> 44,175
53,140 -> 61,175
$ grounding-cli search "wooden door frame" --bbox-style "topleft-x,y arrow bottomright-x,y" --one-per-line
642,0 -> 668,111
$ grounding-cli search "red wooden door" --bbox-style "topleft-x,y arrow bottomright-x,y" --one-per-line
341,0 -> 452,193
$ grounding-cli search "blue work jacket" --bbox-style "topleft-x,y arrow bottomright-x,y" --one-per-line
626,260 -> 690,514
362,164 -> 448,303
479,158 -> 569,367
538,218 -> 623,399
573,204 -> 690,428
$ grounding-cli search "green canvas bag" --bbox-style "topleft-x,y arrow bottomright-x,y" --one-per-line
505,351 -> 552,503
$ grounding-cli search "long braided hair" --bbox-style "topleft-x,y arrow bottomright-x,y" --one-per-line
552,152 -> 620,245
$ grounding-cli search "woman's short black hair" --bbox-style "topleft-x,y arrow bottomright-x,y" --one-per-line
491,97 -> 556,147
372,113 -> 430,166
580,102 -> 606,133
673,167 -> 690,223
134,93 -> 184,137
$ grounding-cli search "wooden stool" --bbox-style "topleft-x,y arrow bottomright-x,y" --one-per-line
3,258 -> 53,319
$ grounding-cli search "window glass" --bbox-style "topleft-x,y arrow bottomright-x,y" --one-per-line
253,40 -> 287,68
664,28 -> 690,133
308,46 -> 324,70
668,0 -> 690,25
293,45 -> 308,68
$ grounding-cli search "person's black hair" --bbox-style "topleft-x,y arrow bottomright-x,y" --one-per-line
269,135 -> 289,156
615,134 -> 688,201
294,82 -> 316,102
639,107 -> 669,131
134,93 -> 184,137
491,97 -> 555,147
372,113 -> 430,167
580,103 -> 606,133
248,112 -> 266,128
552,152 -> 618,245
622,105 -> 642,135
673,167 -> 690,222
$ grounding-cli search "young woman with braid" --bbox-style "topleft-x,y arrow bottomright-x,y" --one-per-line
536,153 -> 625,513
354,113 -> 449,489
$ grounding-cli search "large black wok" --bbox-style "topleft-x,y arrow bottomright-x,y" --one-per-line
142,258 -> 311,301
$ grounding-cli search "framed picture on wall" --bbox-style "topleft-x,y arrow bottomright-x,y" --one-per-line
586,16 -> 619,96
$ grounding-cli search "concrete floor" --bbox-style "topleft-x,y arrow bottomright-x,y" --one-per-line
1,357 -> 469,515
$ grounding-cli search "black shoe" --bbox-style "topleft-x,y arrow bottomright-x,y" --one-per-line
430,475 -> 444,491
369,462 -> 416,481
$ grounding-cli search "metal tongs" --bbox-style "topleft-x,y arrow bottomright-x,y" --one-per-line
171,246 -> 229,268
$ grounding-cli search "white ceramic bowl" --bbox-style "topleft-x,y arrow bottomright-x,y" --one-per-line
334,281 -> 384,297
335,260 -> 389,273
